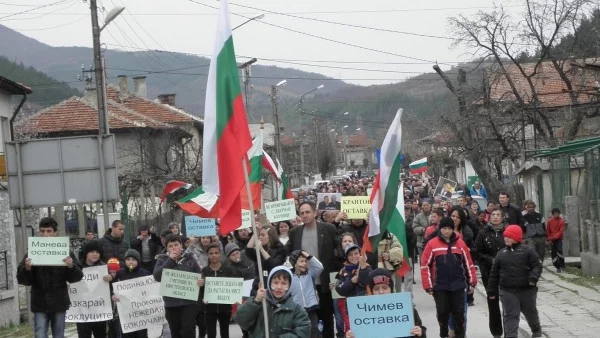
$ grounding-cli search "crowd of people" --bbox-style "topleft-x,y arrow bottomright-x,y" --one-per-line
17,172 -> 567,338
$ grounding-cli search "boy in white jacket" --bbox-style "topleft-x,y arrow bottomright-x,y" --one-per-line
289,250 -> 324,338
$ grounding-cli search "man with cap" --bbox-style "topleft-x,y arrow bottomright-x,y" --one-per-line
487,225 -> 543,338
223,243 -> 255,280
420,217 -> 476,338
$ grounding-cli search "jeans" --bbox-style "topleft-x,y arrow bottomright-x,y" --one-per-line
551,239 -> 565,269
433,289 -> 466,338
448,290 -> 468,332
333,299 -> 344,337
316,285 -> 334,338
165,304 -> 198,338
34,312 -> 66,338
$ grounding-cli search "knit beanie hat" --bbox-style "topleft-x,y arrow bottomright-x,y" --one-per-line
81,240 -> 103,260
367,268 -> 394,289
289,250 -> 304,267
125,249 -> 141,263
344,244 -> 360,259
504,225 -> 523,243
439,216 -> 455,230
224,243 -> 240,257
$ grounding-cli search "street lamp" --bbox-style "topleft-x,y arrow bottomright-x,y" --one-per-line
271,79 -> 286,164
295,84 -> 324,179
233,13 -> 266,30
100,6 -> 125,31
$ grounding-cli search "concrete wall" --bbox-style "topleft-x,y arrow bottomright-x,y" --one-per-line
0,190 -> 20,327
564,195 -> 581,257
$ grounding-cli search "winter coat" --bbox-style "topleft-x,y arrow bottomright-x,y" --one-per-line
224,256 -> 256,281
487,243 -> 542,297
97,233 -> 129,267
115,265 -> 150,281
334,263 -> 372,297
547,217 -> 566,241
185,243 -> 209,268
234,267 -> 311,338
500,203 -> 524,229
153,251 -> 201,308
376,231 -> 403,271
246,242 -> 287,277
420,233 -> 477,292
200,263 -> 240,314
475,224 -> 506,268
523,212 -> 546,239
413,211 -> 431,249
470,185 -> 488,200
290,255 -> 323,310
17,251 -> 83,313
131,235 -> 162,262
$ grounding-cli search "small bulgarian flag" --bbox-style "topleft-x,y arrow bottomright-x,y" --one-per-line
409,157 -> 428,175
176,187 -> 220,218
240,129 -> 264,211
276,159 -> 293,200
160,180 -> 192,202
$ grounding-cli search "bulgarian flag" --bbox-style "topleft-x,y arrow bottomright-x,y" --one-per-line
160,180 -> 192,202
409,157 -> 428,175
240,130 -> 264,211
276,159 -> 293,200
201,0 -> 252,235
176,187 -> 220,218
363,109 -> 410,277
262,150 -> 280,182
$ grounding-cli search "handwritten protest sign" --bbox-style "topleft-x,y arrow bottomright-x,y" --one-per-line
204,277 -> 244,304
66,265 -> 112,323
160,269 -> 200,301
185,216 -> 216,237
114,276 -> 166,333
237,209 -> 252,230
347,292 -> 414,338
330,272 -> 345,299
265,199 -> 296,223
28,237 -> 70,266
341,196 -> 371,219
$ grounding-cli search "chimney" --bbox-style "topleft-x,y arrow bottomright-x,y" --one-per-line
133,76 -> 147,98
157,93 -> 176,107
84,87 -> 97,105
118,75 -> 128,96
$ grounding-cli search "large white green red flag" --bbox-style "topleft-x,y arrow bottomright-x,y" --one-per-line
363,109 -> 410,276
202,0 -> 252,235
275,159 -> 293,200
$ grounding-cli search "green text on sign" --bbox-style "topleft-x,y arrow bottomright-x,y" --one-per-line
265,198 -> 296,223
28,236 -> 70,266
159,269 -> 200,301
204,277 -> 244,304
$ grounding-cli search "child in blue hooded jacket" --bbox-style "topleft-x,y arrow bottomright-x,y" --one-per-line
289,250 -> 324,338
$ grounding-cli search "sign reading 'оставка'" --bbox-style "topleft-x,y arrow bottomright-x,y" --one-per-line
159,269 -> 200,301
341,196 -> 372,220
347,292 -> 414,338
265,199 -> 296,223
203,277 -> 244,304
184,216 -> 216,237
28,236 -> 70,266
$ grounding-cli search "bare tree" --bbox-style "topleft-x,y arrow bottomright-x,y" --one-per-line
434,0 -> 600,196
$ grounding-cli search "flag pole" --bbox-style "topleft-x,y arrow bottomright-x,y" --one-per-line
242,155 -> 270,338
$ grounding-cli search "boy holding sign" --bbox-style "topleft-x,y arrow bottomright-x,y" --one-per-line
17,218 -> 83,338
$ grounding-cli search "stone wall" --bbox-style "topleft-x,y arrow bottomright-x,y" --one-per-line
564,196 -> 581,257
0,190 -> 20,327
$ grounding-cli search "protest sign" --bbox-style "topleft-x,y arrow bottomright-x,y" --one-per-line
66,265 -> 112,323
242,279 -> 254,298
185,216 -> 216,237
329,272 -> 345,299
317,193 -> 342,211
347,292 -> 414,338
341,196 -> 371,219
204,277 -> 244,304
433,177 -> 457,201
113,275 -> 166,333
160,269 -> 200,301
28,236 -> 70,266
237,209 -> 252,230
265,199 -> 296,223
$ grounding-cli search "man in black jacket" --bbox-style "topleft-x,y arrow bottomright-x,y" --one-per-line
487,225 -> 542,338
98,220 -> 129,268
17,218 -> 84,338
286,201 -> 340,338
498,192 -> 524,230
131,225 -> 163,272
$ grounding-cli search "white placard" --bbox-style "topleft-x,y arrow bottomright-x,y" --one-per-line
113,275 -> 166,333
66,265 -> 112,322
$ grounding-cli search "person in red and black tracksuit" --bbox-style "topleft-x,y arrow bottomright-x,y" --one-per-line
421,217 -> 477,338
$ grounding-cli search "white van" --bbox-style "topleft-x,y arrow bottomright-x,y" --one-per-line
313,180 -> 330,189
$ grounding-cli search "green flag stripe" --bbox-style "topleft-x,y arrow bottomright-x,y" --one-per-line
215,36 -> 242,140
370,153 -> 403,248
177,187 -> 204,203
248,155 -> 263,182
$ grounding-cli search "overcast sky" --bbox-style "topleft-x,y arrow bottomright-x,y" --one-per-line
2,0 -> 522,86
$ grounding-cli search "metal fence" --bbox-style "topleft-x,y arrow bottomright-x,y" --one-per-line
550,155 -> 571,212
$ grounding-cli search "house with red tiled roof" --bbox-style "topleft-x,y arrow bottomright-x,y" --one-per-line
336,134 -> 376,171
15,76 -> 204,221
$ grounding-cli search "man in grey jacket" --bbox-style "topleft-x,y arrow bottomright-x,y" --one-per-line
412,200 -> 431,256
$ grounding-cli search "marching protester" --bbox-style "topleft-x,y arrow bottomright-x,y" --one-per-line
234,266 -> 311,337
487,225 -> 543,338
111,249 -> 151,338
421,217 -> 477,338
522,201 -> 547,262
289,250 -> 324,338
332,233 -> 358,338
376,230 -> 404,292
17,218 -> 84,338
76,240 -> 112,338
344,268 -> 426,338
546,208 -> 566,273
275,220 -> 292,245
98,220 -> 129,267
475,208 -> 506,338
130,225 -> 162,273
186,235 -> 213,268
498,192 -> 523,228
154,234 -> 202,338
412,200 -> 432,256
199,244 -> 240,338
246,225 -> 287,282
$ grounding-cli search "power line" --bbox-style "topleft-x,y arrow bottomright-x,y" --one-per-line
0,0 -> 72,20
8,14 -> 86,31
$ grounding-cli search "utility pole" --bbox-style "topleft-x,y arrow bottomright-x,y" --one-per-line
238,58 -> 257,120
270,81 -> 286,163
90,0 -> 110,232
